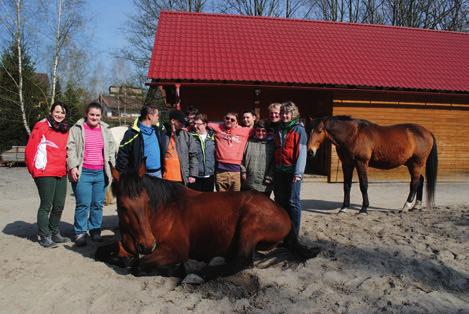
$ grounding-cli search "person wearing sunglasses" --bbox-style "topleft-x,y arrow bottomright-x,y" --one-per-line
208,112 -> 253,191
273,101 -> 307,236
240,119 -> 275,196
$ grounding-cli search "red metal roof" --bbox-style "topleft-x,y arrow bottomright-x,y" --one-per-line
148,11 -> 469,93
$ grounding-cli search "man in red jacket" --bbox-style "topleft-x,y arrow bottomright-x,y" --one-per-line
208,112 -> 252,191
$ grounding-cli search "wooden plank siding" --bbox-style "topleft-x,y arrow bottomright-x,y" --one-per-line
330,100 -> 469,182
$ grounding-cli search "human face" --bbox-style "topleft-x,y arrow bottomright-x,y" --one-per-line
269,107 -> 281,123
255,127 -> 267,139
242,113 -> 255,128
51,105 -> 66,123
149,110 -> 159,125
86,108 -> 102,128
171,119 -> 184,131
188,114 -> 196,127
281,110 -> 293,123
194,119 -> 207,134
224,114 -> 237,129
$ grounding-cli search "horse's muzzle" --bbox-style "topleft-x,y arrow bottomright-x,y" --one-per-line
308,148 -> 317,157
136,241 -> 157,256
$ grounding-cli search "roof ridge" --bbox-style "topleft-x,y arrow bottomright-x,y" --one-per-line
159,10 -> 469,37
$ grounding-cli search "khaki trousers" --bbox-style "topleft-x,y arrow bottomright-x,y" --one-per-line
215,171 -> 241,192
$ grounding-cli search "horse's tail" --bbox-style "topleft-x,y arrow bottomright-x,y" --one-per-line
425,134 -> 438,209
284,229 -> 321,261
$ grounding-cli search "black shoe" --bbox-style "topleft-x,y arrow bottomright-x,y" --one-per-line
74,234 -> 87,247
52,233 -> 71,243
38,235 -> 58,248
90,230 -> 103,242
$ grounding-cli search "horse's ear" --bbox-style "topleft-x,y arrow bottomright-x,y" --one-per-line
137,160 -> 147,178
110,163 -> 120,182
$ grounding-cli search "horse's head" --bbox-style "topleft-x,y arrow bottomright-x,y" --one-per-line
111,163 -> 157,256
307,117 -> 328,157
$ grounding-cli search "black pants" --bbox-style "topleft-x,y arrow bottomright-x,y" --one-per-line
189,176 -> 215,192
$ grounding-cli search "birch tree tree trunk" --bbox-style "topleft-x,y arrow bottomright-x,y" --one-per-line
15,0 -> 30,135
50,0 -> 62,105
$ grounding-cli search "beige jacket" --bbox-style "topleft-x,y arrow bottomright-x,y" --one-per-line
67,118 -> 116,186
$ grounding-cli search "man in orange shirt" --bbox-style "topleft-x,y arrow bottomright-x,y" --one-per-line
161,110 -> 198,185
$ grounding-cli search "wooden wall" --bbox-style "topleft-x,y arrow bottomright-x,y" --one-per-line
331,100 -> 469,182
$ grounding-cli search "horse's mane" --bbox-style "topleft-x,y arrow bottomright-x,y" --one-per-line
112,172 -> 185,212
330,115 -> 374,127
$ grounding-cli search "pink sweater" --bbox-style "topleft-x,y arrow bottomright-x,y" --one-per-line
208,123 -> 252,165
83,123 -> 104,170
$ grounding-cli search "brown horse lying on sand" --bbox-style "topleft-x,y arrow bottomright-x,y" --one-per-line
95,163 -> 320,283
307,116 -> 438,214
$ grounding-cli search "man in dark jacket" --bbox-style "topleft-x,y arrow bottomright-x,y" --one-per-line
116,104 -> 164,177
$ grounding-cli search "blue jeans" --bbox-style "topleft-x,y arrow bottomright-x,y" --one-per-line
273,172 -> 302,236
72,168 -> 105,236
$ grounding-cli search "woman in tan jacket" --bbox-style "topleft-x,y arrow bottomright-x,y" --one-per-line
67,102 -> 115,246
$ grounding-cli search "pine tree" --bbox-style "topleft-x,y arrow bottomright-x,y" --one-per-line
0,42 -> 47,152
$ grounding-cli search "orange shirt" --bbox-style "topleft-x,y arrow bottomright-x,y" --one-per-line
163,135 -> 183,182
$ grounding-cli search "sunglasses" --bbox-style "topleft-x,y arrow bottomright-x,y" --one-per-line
224,117 -> 236,122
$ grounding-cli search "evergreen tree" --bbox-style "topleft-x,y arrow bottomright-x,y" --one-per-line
61,80 -> 85,125
0,42 -> 47,152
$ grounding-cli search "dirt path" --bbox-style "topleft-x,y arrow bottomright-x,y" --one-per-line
0,167 -> 467,313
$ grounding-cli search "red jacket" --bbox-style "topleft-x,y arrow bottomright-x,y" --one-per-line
25,119 -> 69,178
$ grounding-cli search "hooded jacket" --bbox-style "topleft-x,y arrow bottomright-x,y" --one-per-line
25,118 -> 69,178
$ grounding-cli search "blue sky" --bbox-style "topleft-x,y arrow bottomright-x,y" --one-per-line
86,0 -> 134,63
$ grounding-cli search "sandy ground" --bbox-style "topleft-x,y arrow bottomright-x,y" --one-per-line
0,167 -> 468,313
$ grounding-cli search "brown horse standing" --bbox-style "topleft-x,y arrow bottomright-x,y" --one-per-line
95,163 -> 319,282
307,116 -> 438,214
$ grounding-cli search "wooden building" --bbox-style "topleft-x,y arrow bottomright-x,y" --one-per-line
147,11 -> 469,182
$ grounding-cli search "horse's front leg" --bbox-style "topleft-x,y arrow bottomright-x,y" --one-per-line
132,245 -> 187,278
340,163 -> 354,213
401,164 -> 424,212
355,160 -> 369,214
95,240 -> 136,268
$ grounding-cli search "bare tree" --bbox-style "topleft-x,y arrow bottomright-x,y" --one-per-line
121,0 -> 208,75
0,0 -> 30,135
219,0 -> 282,16
41,0 -> 85,105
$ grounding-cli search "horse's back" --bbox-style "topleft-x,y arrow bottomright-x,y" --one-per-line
178,190 -> 290,260
360,122 -> 434,168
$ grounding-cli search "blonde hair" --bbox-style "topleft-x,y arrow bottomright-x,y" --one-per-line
280,101 -> 300,119
268,103 -> 281,111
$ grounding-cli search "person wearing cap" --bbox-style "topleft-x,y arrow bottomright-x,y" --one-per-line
116,104 -> 164,177
161,110 -> 198,185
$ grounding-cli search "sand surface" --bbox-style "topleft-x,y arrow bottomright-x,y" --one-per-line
0,167 -> 468,313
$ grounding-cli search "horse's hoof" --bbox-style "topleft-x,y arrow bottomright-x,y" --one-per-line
183,259 -> 207,274
358,210 -> 368,215
411,200 -> 423,211
182,274 -> 205,285
338,208 -> 348,214
209,256 -> 225,267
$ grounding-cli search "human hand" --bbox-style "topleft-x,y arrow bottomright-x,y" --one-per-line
241,173 -> 247,181
263,177 -> 272,185
188,177 -> 196,184
292,175 -> 302,183
70,168 -> 79,182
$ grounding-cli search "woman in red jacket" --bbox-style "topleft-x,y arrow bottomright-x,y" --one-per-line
25,102 -> 70,247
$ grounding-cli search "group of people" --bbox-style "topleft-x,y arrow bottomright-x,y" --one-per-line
25,100 -> 308,248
